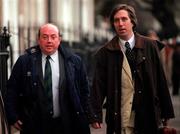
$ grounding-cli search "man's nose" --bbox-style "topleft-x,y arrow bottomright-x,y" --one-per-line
47,37 -> 53,42
117,20 -> 124,25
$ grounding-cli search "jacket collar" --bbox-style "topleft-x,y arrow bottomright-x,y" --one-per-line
104,32 -> 145,51
25,44 -> 73,60
58,44 -> 73,60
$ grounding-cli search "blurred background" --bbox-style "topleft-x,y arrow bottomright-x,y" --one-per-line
0,0 -> 180,133
0,0 -> 180,78
0,0 -> 180,77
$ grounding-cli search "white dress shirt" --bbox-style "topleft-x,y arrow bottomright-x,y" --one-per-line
42,50 -> 60,117
119,34 -> 135,52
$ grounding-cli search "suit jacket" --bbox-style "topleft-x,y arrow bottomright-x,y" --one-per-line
5,44 -> 91,134
90,33 -> 175,134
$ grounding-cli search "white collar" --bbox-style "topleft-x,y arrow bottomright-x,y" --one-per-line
119,34 -> 135,50
42,50 -> 58,62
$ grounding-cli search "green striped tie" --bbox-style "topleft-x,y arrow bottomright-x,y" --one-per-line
44,55 -> 53,114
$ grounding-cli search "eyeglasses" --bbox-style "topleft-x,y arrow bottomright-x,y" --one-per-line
40,34 -> 59,41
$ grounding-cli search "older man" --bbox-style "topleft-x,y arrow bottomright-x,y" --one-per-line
5,23 -> 92,134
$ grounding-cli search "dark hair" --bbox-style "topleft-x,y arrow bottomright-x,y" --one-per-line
109,4 -> 137,31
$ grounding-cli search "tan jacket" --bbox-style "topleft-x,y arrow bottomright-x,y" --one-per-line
121,52 -> 135,128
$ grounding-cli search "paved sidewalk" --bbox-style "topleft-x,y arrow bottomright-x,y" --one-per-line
169,94 -> 180,134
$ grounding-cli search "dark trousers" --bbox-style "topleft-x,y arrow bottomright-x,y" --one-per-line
46,117 -> 64,134
20,117 -> 64,134
172,74 -> 180,95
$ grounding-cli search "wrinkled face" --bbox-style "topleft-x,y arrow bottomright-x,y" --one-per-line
113,9 -> 134,40
38,24 -> 61,55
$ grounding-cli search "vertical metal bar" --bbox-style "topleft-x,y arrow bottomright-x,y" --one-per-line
47,0 -> 52,22
0,27 -> 11,97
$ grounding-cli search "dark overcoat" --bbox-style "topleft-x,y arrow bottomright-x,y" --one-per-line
90,33 -> 175,134
5,45 -> 91,134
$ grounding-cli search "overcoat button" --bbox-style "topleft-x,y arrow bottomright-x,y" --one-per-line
77,112 -> 80,115
138,90 -> 142,94
33,82 -> 37,86
19,93 -> 23,97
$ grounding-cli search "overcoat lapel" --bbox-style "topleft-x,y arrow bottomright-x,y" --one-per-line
122,52 -> 133,82
134,33 -> 146,66
58,51 -> 66,90
134,34 -> 146,82
35,53 -> 44,87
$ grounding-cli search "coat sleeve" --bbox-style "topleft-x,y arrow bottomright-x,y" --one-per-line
67,54 -> 96,123
77,58 -> 92,116
5,56 -> 25,125
90,48 -> 108,123
153,43 -> 175,119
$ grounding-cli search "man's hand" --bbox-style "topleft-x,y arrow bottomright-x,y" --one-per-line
162,119 -> 169,126
13,120 -> 23,131
91,122 -> 102,129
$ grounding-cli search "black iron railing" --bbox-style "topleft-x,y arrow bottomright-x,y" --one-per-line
0,27 -> 11,97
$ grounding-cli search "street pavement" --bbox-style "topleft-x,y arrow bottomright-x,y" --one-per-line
169,94 -> 180,134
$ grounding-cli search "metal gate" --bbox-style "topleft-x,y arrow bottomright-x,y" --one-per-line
0,27 -> 11,97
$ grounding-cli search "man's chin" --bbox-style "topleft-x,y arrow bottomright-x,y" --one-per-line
117,33 -> 127,38
44,50 -> 54,55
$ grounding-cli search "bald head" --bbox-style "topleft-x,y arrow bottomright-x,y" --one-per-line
37,23 -> 61,55
38,23 -> 61,38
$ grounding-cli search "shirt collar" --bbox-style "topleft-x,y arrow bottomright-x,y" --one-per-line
42,50 -> 58,62
119,34 -> 135,50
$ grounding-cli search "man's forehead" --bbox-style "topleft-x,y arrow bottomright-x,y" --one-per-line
114,9 -> 128,16
40,24 -> 59,33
